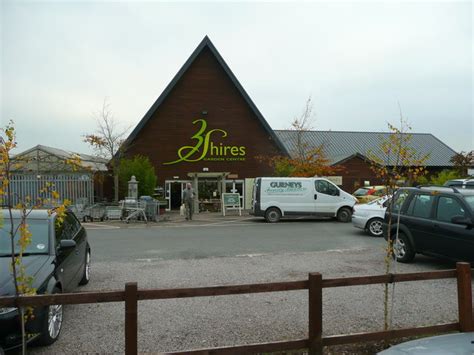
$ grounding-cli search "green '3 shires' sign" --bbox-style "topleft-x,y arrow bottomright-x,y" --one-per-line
163,119 -> 246,165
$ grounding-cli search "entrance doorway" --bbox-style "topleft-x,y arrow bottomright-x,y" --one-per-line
165,180 -> 191,211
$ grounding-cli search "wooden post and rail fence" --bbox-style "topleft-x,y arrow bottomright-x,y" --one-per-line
0,262 -> 472,354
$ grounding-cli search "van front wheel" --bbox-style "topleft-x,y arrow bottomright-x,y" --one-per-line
265,208 -> 281,223
337,207 -> 352,223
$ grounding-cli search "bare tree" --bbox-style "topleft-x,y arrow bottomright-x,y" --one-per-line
290,96 -> 315,163
84,98 -> 129,202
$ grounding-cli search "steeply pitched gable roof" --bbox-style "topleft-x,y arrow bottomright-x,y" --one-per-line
122,36 -> 288,155
274,130 -> 457,167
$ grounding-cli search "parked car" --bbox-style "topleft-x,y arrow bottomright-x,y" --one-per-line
378,331 -> 474,354
0,209 -> 91,351
444,177 -> 474,189
383,186 -> 474,263
353,186 -> 387,204
250,177 -> 357,223
352,195 -> 391,237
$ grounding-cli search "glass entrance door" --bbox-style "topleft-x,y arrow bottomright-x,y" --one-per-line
165,180 -> 191,211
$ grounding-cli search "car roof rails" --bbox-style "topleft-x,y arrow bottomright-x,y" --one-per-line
416,185 -> 460,193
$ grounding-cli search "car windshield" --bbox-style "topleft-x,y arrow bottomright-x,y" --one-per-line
0,219 -> 49,256
354,188 -> 369,196
367,197 -> 383,205
368,196 -> 390,206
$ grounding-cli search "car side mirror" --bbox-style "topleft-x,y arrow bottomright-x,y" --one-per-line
451,215 -> 473,227
58,239 -> 76,251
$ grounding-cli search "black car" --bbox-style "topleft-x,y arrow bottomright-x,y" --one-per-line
384,186 -> 474,263
0,209 -> 91,351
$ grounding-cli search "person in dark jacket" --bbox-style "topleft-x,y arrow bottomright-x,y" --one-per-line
182,183 -> 195,220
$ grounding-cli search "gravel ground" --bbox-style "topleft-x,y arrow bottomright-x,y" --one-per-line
28,247 -> 469,354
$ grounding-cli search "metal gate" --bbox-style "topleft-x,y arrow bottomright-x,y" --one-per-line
4,173 -> 94,206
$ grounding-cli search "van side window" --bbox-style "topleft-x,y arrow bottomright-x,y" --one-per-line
315,180 -> 338,196
406,194 -> 434,219
436,197 -> 466,222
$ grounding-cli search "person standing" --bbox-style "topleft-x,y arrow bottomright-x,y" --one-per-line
182,183 -> 195,220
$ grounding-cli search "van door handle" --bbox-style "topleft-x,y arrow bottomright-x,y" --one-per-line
314,194 -> 318,200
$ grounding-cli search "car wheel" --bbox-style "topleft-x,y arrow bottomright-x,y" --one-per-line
79,249 -> 91,286
37,287 -> 63,346
337,207 -> 352,223
265,207 -> 281,223
393,233 -> 415,263
367,218 -> 384,237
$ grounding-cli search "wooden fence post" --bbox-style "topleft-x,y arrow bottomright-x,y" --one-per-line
125,282 -> 138,355
309,273 -> 323,355
456,262 -> 473,332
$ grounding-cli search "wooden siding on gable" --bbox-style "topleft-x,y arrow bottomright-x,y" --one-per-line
125,47 -> 283,184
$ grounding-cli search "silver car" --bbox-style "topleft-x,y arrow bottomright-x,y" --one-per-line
352,195 -> 390,237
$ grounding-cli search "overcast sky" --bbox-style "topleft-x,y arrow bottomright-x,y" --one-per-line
1,0 -> 472,155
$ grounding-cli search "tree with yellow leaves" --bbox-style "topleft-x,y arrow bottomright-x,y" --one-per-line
368,109 -> 429,337
1,121 -> 72,354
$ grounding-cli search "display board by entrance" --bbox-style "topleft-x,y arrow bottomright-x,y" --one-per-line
221,193 -> 241,216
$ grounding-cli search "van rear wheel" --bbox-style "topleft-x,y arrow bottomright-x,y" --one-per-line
265,208 -> 281,223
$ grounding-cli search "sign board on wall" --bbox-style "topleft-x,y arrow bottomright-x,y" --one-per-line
322,176 -> 343,186
164,119 -> 246,165
468,168 -> 474,176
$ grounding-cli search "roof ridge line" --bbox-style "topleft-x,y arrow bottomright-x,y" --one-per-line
274,129 -> 434,135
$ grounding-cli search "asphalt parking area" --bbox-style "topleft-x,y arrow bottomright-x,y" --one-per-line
28,216 -> 469,354
82,217 -> 386,262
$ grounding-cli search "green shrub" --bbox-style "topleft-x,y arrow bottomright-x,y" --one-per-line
118,155 -> 157,198
417,169 -> 463,186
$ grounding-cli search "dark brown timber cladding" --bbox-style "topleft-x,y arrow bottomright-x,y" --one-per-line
335,155 -> 448,193
124,47 -> 283,184
335,155 -> 383,193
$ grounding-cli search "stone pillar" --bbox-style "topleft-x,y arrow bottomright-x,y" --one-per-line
128,175 -> 138,199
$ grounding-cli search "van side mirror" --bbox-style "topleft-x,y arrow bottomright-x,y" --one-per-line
451,215 -> 473,227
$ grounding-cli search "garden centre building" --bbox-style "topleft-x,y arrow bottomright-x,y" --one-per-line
121,36 -> 457,211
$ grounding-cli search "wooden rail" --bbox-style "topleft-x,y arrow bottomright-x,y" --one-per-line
0,263 -> 471,355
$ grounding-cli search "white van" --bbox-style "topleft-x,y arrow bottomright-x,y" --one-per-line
250,177 -> 357,223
